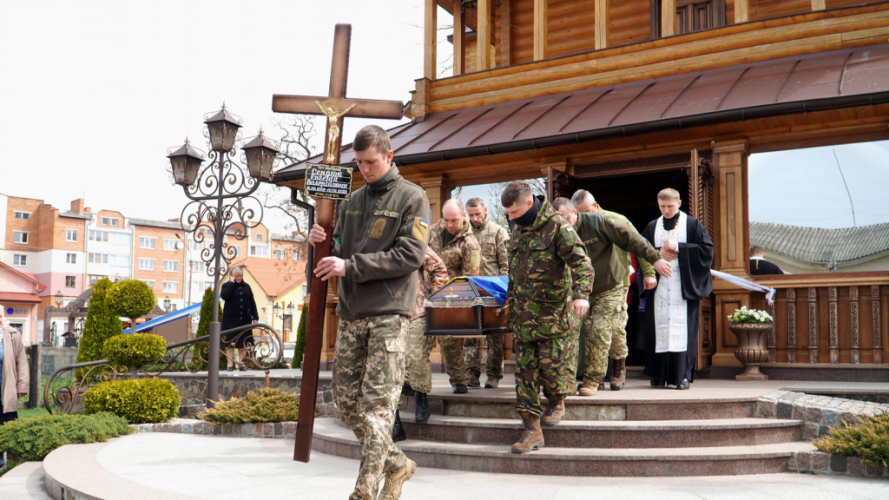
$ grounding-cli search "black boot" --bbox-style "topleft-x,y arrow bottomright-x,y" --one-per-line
415,392 -> 430,423
392,410 -> 407,442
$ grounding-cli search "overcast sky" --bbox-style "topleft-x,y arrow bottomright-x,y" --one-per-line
2,0 -> 886,233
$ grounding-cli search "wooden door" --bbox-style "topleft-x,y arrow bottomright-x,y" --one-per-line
688,149 -> 715,370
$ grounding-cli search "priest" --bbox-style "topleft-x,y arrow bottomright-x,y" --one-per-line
640,188 -> 713,390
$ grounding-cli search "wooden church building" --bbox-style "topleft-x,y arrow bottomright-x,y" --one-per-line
276,0 -> 889,380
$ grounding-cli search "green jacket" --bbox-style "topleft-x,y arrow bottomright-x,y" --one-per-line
507,201 -> 594,342
599,208 -> 656,286
472,216 -> 509,277
427,219 -> 481,279
331,165 -> 430,320
575,212 -> 662,297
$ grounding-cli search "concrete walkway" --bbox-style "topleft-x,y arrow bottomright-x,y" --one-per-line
36,433 -> 889,500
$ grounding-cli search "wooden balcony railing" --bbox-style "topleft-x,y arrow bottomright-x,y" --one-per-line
750,272 -> 889,365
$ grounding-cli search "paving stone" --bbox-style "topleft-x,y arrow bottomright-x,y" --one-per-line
829,454 -> 847,473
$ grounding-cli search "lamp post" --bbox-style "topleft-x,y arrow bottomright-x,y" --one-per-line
167,104 -> 279,407
164,296 -> 171,313
55,290 -> 63,307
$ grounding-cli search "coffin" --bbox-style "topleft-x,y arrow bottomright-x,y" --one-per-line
424,277 -> 509,336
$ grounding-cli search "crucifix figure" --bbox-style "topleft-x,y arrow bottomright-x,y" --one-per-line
272,24 -> 404,465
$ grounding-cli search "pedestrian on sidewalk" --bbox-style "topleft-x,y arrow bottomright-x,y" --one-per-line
0,305 -> 28,428
220,267 -> 259,372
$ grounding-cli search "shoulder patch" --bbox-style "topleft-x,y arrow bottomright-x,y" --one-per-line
470,250 -> 480,269
412,217 -> 429,242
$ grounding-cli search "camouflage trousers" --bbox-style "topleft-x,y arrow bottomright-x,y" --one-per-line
332,314 -> 409,500
579,285 -> 629,384
404,317 -> 434,394
514,336 -> 569,417
563,319 -> 583,385
463,333 -> 505,383
439,336 -> 469,386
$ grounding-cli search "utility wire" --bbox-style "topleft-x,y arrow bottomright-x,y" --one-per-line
833,147 -> 857,227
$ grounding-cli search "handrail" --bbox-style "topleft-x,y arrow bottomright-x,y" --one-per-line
43,323 -> 283,414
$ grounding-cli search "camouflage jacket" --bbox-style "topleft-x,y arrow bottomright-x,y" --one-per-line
506,201 -> 594,342
471,216 -> 509,277
599,207 -> 655,286
427,220 -> 481,279
412,246 -> 450,320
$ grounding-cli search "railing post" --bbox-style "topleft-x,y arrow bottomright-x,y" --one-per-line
787,288 -> 796,363
828,286 -> 839,364
808,287 -> 819,364
850,286 -> 860,364
872,286 -> 883,364
29,344 -> 41,409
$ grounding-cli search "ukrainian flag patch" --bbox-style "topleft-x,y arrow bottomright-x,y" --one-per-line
412,217 -> 429,241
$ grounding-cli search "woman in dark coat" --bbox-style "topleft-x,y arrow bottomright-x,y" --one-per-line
220,267 -> 259,371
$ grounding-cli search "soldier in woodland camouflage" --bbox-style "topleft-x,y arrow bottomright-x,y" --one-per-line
427,199 -> 481,394
501,182 -> 593,454
308,126 -> 428,500
463,197 -> 510,389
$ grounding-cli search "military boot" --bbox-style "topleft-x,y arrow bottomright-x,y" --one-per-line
610,358 -> 626,391
578,381 -> 598,397
414,392 -> 430,423
483,377 -> 500,389
391,411 -> 406,443
377,458 -> 417,500
540,399 -> 565,426
511,412 -> 545,453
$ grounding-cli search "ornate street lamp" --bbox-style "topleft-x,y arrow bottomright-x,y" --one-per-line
55,290 -> 63,306
273,303 -> 281,317
167,104 -> 280,407
286,302 -> 294,316
164,296 -> 171,312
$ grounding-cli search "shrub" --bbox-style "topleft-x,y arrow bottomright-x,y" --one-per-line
0,412 -> 132,475
107,279 -> 156,331
76,278 -> 123,379
815,412 -> 889,468
83,378 -> 181,424
198,388 -> 299,425
293,308 -> 307,369
189,287 -> 227,371
103,333 -> 167,370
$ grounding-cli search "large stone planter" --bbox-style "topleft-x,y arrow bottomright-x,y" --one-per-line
729,323 -> 772,381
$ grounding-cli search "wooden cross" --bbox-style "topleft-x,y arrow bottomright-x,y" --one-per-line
272,23 -> 403,463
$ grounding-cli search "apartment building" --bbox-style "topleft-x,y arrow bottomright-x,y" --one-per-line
85,210 -> 133,286
130,219 -> 187,312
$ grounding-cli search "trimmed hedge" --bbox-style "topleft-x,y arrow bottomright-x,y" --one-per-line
0,412 -> 132,475
103,333 -> 167,369
107,279 -> 156,323
815,412 -> 889,468
198,388 -> 299,425
83,378 -> 181,424
76,278 -> 123,379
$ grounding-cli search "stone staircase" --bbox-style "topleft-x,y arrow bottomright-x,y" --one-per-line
311,378 -> 818,477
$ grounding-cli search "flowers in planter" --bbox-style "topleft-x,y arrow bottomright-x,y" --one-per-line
728,306 -> 773,325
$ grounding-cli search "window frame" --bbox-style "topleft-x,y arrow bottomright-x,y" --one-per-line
138,258 -> 155,271
66,253 -> 77,264
164,239 -> 178,251
66,229 -> 78,242
13,231 -> 29,244
163,281 -> 178,294
140,236 -> 156,249
140,279 -> 155,289
13,254 -> 27,266
14,211 -> 30,220
163,260 -> 179,272
65,276 -> 76,288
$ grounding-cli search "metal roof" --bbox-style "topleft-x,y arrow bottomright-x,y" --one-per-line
128,218 -> 185,230
276,44 -> 889,180
750,221 -> 889,264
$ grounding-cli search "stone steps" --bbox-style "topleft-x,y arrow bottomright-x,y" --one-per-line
400,414 -> 803,448
407,393 -> 758,421
0,462 -> 52,500
313,418 -> 817,477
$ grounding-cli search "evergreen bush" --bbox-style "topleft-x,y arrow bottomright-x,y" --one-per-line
189,287 -> 227,371
0,412 -> 132,475
103,333 -> 167,370
198,388 -> 300,425
293,308 -> 307,369
75,278 -> 123,379
83,378 -> 181,424
815,412 -> 889,468
107,279 -> 156,332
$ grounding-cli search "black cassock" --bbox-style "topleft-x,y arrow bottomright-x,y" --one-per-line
749,258 -> 784,276
640,212 -> 713,386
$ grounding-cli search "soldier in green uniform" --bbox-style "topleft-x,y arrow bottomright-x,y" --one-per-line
427,199 -> 481,394
463,197 -> 510,389
501,182 -> 594,454
308,125 -> 429,500
571,189 -> 660,391
553,197 -> 671,398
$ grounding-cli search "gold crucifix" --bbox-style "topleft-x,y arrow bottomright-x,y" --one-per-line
315,99 -> 357,163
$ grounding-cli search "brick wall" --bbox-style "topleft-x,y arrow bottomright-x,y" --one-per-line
6,197 -> 43,252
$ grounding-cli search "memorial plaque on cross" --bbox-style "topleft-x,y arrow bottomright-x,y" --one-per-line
272,23 -> 403,463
